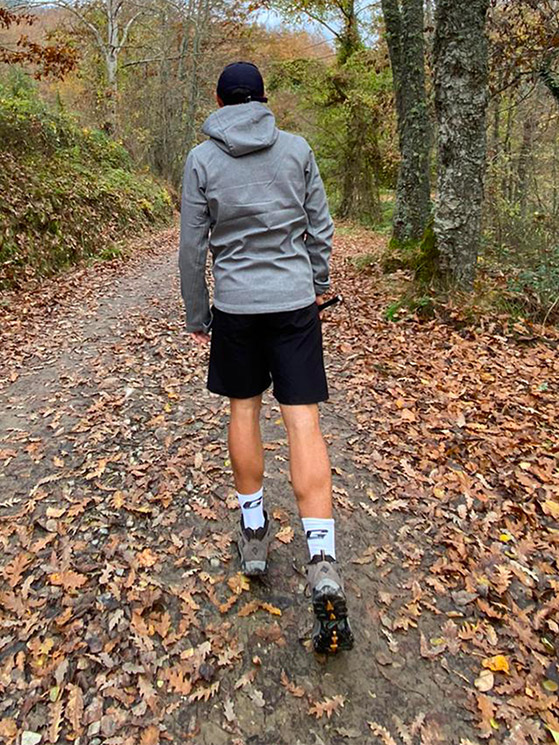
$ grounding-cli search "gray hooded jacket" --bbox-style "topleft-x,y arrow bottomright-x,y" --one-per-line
178,101 -> 334,332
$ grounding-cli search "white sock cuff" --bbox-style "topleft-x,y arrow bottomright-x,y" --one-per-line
302,517 -> 335,529
237,486 -> 263,503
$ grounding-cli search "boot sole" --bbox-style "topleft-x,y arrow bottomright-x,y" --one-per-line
311,589 -> 354,653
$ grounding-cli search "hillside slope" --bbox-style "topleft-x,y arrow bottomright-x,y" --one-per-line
0,80 -> 174,290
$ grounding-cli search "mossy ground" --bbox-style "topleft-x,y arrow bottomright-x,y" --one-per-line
0,77 -> 174,290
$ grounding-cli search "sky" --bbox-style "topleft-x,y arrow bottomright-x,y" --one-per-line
254,7 -> 337,43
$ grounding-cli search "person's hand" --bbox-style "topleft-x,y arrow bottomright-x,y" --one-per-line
190,331 -> 210,345
316,294 -> 326,319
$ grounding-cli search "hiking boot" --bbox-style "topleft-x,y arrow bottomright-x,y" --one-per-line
237,511 -> 271,576
307,552 -> 354,653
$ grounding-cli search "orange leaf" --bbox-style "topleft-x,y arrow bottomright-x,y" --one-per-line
140,725 -> 160,745
308,695 -> 345,719
65,684 -> 84,734
227,573 -> 250,595
482,654 -> 510,674
49,700 -> 63,743
260,602 -> 282,616
3,553 -> 33,588
275,526 -> 294,544
48,570 -> 87,591
0,719 -> 17,740
136,548 -> 158,567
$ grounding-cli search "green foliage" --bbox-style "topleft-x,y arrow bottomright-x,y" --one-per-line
384,294 -> 434,322
483,189 -> 559,323
0,77 -> 173,289
268,48 -> 395,223
503,249 -> 559,323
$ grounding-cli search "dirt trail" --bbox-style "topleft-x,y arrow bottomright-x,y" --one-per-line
1,226 -> 557,745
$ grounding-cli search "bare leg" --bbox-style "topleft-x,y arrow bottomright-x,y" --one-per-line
280,403 -> 332,519
228,395 -> 264,494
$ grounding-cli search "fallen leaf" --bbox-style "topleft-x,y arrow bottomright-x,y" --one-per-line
136,548 -> 158,567
474,669 -> 494,692
482,654 -> 510,674
0,719 -> 17,740
275,526 -> 294,544
280,669 -> 305,697
140,725 -> 160,745
48,571 -> 88,591
65,684 -> 84,734
3,553 -> 33,588
309,695 -> 345,719
223,698 -> 235,722
368,722 -> 398,745
49,700 -> 63,744
260,602 -> 282,616
228,573 -> 250,595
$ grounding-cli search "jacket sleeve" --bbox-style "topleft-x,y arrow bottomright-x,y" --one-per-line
303,149 -> 334,295
178,150 -> 212,333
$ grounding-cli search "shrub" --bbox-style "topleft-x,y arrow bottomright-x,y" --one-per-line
0,77 -> 173,289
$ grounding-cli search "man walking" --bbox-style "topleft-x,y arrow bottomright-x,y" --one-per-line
179,61 -> 353,653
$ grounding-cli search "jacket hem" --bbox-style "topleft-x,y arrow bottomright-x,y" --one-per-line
214,295 -> 317,315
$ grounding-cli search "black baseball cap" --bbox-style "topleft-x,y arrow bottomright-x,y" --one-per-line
216,61 -> 268,106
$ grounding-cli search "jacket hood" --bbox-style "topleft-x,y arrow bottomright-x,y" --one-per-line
202,101 -> 279,157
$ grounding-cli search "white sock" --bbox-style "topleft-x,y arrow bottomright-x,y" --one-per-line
237,487 -> 265,530
302,517 -> 336,560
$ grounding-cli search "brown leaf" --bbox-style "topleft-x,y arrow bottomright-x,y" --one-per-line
238,599 -> 260,617
280,669 -> 305,697
140,725 -> 160,745
275,526 -> 294,544
66,684 -> 84,734
188,681 -> 220,702
136,548 -> 158,568
260,602 -> 282,616
49,700 -> 63,744
227,573 -> 250,595
368,722 -> 398,745
167,667 -> 192,695
0,719 -> 17,741
235,669 -> 257,689
308,695 -> 345,719
191,501 -> 218,520
3,553 -> 33,588
48,570 -> 88,591
476,694 -> 495,738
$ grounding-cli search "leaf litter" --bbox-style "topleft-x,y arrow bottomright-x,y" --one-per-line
0,225 -> 557,742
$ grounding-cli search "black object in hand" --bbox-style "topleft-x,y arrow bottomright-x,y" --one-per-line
319,294 -> 343,311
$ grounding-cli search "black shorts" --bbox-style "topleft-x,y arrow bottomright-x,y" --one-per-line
207,302 -> 329,405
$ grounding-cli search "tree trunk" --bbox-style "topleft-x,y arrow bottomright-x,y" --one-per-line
516,108 -> 534,218
338,0 -> 361,65
105,0 -> 120,134
336,0 -> 382,224
433,0 -> 490,289
381,0 -> 431,244
338,99 -> 382,223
